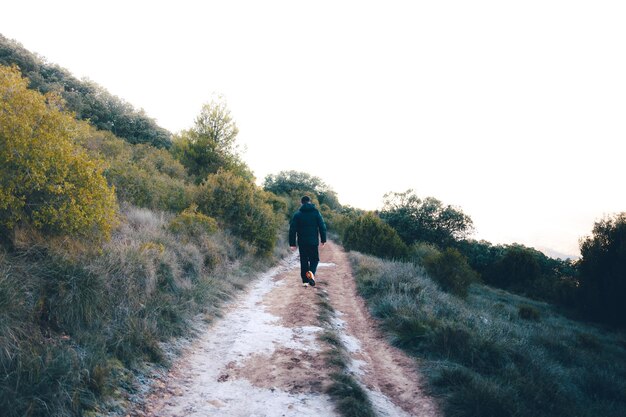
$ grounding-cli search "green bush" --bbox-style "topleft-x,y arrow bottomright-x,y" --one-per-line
409,241 -> 441,265
196,170 -> 279,255
79,130 -> 193,212
168,204 -> 218,238
0,65 -> 118,241
343,213 -> 408,259
423,248 -> 478,297
323,206 -> 364,242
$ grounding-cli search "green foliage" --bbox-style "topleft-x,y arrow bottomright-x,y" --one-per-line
482,245 -> 542,290
172,96 -> 253,183
196,171 -> 279,255
0,35 -> 172,148
422,248 -> 479,297
322,205 -> 364,242
343,213 -> 408,259
349,252 -> 626,417
263,170 -> 341,210
578,213 -> 626,327
168,204 -> 218,237
455,239 -> 505,274
457,239 -> 579,307
79,129 -> 193,212
408,241 -> 441,265
0,65 -> 118,241
380,189 -> 474,247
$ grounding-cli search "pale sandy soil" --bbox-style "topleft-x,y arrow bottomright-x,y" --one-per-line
128,241 -> 439,417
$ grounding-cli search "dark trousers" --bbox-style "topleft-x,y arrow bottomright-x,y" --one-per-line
298,244 -> 319,282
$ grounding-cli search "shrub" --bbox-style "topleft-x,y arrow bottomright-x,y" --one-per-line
343,213 -> 408,259
409,241 -> 441,265
168,204 -> 218,237
79,130 -> 193,212
423,248 -> 478,297
0,65 -> 117,241
196,171 -> 279,255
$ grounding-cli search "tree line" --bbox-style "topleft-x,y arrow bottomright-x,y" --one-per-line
265,175 -> 625,329
1,39 -> 622,329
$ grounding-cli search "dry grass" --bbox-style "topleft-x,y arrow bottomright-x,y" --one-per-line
349,252 -> 626,417
0,205 -> 283,417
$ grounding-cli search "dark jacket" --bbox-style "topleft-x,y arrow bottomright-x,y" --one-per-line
289,203 -> 327,246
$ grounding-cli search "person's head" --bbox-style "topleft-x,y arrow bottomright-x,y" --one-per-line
301,195 -> 311,205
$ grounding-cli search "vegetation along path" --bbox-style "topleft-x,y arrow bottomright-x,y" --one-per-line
130,241 -> 439,417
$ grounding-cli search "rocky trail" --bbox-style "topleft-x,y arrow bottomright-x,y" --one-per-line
129,241 -> 438,417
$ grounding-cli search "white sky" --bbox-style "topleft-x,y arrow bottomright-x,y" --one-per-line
2,0 -> 625,258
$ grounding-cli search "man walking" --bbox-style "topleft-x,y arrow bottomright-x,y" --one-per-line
289,196 -> 327,287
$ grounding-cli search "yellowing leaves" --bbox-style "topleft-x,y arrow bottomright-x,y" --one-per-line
0,65 -> 118,240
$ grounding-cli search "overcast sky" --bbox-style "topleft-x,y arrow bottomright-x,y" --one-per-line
2,0 -> 625,258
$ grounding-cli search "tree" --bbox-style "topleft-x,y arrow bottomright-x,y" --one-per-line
263,170 -> 340,210
578,213 -> 626,327
172,95 -> 252,183
482,245 -> 542,290
380,189 -> 473,247
0,65 -> 117,241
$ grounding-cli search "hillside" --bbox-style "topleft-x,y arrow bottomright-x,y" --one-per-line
349,252 -> 626,417
1,40 -> 288,417
0,33 -> 171,148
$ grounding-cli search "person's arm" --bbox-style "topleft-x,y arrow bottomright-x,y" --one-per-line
318,212 -> 327,245
289,214 -> 297,249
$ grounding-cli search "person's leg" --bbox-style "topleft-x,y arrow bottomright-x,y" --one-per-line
298,246 -> 309,283
309,245 -> 320,276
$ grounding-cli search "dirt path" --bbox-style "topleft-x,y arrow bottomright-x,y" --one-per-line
132,241 -> 439,417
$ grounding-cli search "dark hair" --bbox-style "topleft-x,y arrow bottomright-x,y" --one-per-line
301,195 -> 311,204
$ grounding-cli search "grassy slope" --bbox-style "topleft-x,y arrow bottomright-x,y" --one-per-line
348,252 -> 626,417
0,206 -> 288,417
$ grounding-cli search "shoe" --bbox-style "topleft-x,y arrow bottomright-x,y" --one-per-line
306,271 -> 315,287
302,282 -> 309,287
